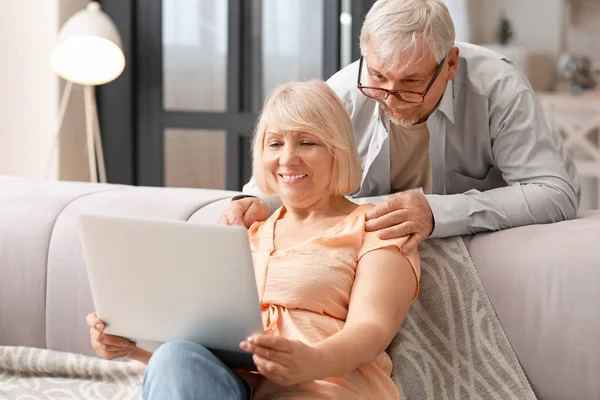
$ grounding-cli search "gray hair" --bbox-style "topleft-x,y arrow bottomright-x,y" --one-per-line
360,0 -> 455,70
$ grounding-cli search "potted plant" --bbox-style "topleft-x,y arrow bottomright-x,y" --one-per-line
482,11 -> 528,74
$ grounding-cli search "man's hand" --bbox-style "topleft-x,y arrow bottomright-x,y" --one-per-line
218,197 -> 268,228
240,334 -> 323,386
365,191 -> 434,253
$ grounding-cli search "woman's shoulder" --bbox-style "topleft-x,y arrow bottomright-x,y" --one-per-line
247,206 -> 284,250
353,203 -> 376,214
341,203 -> 376,230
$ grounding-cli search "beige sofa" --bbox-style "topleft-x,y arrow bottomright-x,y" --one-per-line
1,175 -> 599,399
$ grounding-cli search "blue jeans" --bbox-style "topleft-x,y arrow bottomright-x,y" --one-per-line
143,340 -> 250,400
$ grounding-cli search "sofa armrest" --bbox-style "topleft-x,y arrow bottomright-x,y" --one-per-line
467,212 -> 600,400
0,176 -> 241,356
188,197 -> 235,224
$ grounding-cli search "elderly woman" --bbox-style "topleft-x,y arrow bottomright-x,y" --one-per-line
86,80 -> 420,400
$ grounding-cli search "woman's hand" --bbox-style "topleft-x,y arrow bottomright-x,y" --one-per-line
85,312 -> 137,360
240,335 -> 323,386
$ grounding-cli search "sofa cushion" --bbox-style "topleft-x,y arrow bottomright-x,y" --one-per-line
0,179 -> 120,348
467,212 -> 600,400
45,186 -> 236,355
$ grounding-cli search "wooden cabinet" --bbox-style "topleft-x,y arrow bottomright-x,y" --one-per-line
537,91 -> 600,210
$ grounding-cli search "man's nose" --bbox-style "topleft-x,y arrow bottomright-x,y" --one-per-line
385,93 -> 401,109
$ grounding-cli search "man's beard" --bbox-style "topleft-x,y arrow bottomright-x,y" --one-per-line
379,101 -> 424,127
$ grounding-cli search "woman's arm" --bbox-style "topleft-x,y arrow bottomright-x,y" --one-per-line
238,245 -> 417,386
314,246 -> 417,377
129,347 -> 153,364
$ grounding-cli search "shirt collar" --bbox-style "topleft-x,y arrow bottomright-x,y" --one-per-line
435,80 -> 455,124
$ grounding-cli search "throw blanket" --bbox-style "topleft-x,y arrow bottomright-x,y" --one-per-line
0,237 -> 536,400
0,346 -> 144,399
389,237 -> 537,400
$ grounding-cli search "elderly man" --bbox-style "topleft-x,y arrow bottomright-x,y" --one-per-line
220,0 -> 580,251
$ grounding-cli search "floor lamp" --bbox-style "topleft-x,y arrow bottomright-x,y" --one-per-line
49,2 -> 125,183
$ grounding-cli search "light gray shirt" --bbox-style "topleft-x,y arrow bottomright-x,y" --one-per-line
243,43 -> 580,238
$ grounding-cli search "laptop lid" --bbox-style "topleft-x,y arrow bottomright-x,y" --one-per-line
77,213 -> 264,370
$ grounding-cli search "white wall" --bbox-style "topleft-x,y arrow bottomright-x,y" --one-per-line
466,0 -> 564,91
57,1 -> 91,182
470,0 -> 563,54
0,0 -> 89,181
0,1 -> 60,179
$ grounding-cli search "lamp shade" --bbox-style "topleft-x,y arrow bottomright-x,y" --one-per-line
50,2 -> 125,85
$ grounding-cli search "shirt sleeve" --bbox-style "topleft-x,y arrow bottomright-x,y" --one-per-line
428,90 -> 580,238
357,231 -> 421,300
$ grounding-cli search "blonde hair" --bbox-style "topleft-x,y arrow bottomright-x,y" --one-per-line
252,80 -> 362,197
360,0 -> 455,70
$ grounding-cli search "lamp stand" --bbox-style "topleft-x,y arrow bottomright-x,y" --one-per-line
45,82 -> 107,184
43,80 -> 73,181
83,85 -> 106,183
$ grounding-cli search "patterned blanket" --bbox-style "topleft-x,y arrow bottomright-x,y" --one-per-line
389,237 -> 536,400
0,346 -> 144,399
0,237 -> 536,400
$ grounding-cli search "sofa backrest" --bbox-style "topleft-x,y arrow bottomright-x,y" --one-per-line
0,177 -> 237,354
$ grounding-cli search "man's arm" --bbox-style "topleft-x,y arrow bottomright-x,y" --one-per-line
428,90 -> 580,238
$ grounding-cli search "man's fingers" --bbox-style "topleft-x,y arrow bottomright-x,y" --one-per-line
219,212 -> 245,227
366,193 -> 412,220
219,198 -> 267,228
248,202 -> 269,220
402,234 -> 420,254
365,209 -> 411,232
243,202 -> 268,228
376,221 -> 419,240
230,215 -> 246,227
218,201 -> 245,226
220,212 -> 245,227
365,200 -> 394,220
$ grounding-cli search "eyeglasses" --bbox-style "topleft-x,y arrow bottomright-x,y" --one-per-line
357,54 -> 448,104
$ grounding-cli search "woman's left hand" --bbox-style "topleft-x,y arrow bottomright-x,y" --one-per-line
240,334 -> 322,386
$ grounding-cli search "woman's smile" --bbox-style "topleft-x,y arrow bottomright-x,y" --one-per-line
278,173 -> 308,184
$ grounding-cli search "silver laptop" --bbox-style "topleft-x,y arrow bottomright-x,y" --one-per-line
77,213 -> 264,370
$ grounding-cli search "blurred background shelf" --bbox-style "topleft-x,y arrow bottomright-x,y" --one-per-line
537,90 -> 600,210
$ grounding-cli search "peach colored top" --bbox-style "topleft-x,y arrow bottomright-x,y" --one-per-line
246,204 -> 420,400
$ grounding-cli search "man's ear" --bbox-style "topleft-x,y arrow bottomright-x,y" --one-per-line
446,47 -> 460,81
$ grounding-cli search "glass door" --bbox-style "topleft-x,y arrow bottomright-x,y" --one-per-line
137,0 -> 339,190
98,0 -> 375,188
